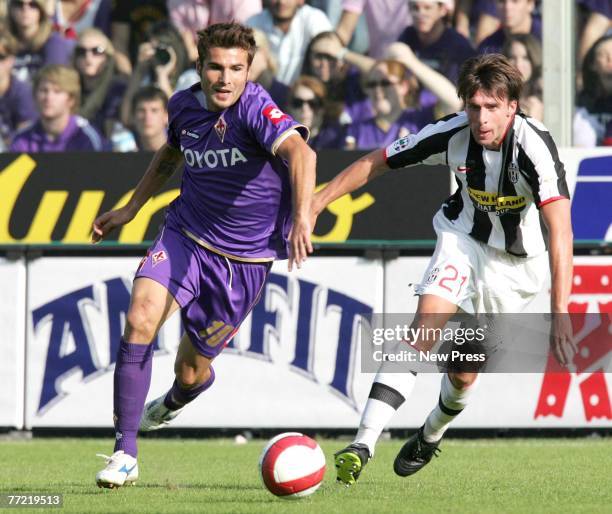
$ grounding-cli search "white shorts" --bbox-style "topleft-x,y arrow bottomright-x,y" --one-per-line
415,221 -> 549,314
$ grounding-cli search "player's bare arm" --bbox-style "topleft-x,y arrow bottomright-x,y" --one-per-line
541,198 -> 575,366
92,144 -> 184,242
276,134 -> 316,271
311,148 -> 390,226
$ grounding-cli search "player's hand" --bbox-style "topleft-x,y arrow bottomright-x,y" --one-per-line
549,312 -> 577,367
92,206 -> 136,243
288,215 -> 313,272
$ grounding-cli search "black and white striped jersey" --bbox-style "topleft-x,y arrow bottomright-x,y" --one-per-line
383,111 -> 570,257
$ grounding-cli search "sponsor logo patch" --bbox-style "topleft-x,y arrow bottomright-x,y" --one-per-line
426,267 -> 440,285
467,187 -> 526,215
386,136 -> 411,158
182,129 -> 200,140
262,104 -> 289,125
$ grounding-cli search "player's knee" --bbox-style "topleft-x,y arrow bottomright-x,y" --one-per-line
176,366 -> 211,389
448,372 -> 478,389
125,299 -> 162,342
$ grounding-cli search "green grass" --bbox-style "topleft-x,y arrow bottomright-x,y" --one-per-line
0,438 -> 610,514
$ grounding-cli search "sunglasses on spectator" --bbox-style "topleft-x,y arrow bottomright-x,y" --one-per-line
312,52 -> 338,63
75,46 -> 106,57
12,0 -> 39,9
364,79 -> 397,90
291,97 -> 323,109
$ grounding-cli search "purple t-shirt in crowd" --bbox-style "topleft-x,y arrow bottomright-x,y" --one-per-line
10,115 -> 107,152
398,27 -> 476,84
346,107 -> 434,150
477,17 -> 542,54
0,77 -> 37,146
13,33 -> 75,83
89,77 -> 128,134
310,123 -> 346,150
579,0 -> 612,17
165,81 -> 308,261
342,67 -> 373,124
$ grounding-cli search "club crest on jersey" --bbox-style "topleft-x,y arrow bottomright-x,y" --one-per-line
152,250 -> 167,267
214,115 -> 227,142
263,104 -> 289,125
508,162 -> 520,184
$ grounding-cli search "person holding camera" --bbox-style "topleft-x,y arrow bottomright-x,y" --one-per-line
120,21 -> 188,127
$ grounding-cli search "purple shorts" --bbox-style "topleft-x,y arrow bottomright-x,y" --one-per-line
135,223 -> 271,358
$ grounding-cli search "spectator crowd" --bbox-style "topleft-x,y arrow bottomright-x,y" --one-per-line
0,0 -> 609,152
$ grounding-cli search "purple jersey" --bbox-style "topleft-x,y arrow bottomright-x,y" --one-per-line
346,107 -> 434,150
478,17 -> 542,54
398,27 -> 476,84
165,81 -> 308,262
579,0 -> 612,17
13,33 -> 75,84
0,77 -> 37,147
10,115 -> 107,152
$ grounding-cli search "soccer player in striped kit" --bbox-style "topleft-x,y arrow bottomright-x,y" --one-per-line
93,22 -> 315,488
311,54 -> 575,485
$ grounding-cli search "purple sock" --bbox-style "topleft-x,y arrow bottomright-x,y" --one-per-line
113,339 -> 153,458
163,367 -> 216,410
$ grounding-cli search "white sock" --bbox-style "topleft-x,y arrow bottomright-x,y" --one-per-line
422,374 -> 480,443
354,371 -> 417,456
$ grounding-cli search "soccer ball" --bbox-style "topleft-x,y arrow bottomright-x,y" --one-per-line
259,432 -> 326,499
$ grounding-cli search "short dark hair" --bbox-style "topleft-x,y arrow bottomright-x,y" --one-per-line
457,53 -> 523,104
132,86 -> 168,113
196,22 -> 257,68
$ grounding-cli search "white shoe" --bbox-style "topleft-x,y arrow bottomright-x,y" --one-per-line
139,394 -> 184,432
95,450 -> 138,488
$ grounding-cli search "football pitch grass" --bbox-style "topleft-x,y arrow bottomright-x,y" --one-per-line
0,437 -> 610,514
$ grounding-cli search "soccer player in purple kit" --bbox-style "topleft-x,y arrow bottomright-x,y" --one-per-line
93,22 -> 316,489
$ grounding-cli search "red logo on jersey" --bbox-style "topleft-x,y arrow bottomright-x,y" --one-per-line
152,250 -> 167,267
534,264 -> 612,422
214,116 -> 227,142
263,104 -> 289,125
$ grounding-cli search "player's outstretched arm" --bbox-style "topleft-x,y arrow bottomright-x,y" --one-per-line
311,148 -> 389,225
541,198 -> 576,366
276,134 -> 317,271
92,144 -> 184,243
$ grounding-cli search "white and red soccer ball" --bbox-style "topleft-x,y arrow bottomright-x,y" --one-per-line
259,432 -> 326,499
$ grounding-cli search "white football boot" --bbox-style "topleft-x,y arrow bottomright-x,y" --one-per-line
139,394 -> 184,432
96,450 -> 138,488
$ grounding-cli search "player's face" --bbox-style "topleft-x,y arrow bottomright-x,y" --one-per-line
466,89 -> 517,150
134,99 -> 168,138
364,64 -> 408,117
508,41 -> 532,82
35,79 -> 74,120
497,0 -> 534,31
269,0 -> 304,23
75,33 -> 108,78
198,47 -> 250,112
409,1 -> 448,34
